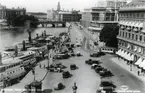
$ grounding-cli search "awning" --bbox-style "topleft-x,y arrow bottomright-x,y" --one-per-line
126,53 -> 133,61
116,49 -> 121,56
121,25 -> 125,29
126,26 -> 131,30
142,60 -> 145,69
135,58 -> 142,65
134,46 -> 137,52
130,54 -> 134,61
133,27 -> 138,32
127,44 -> 130,49
137,22 -> 143,28
119,20 -> 124,25
139,59 -> 145,68
131,21 -> 137,27
138,47 -> 142,53
88,27 -> 102,31
123,51 -> 127,59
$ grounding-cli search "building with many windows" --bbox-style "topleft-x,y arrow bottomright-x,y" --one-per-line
116,0 -> 145,69
81,0 -> 127,34
0,4 -> 26,20
58,11 -> 82,22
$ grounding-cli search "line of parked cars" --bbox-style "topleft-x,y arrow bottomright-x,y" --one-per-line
90,52 -> 105,57
97,79 -> 117,93
85,59 -> 116,93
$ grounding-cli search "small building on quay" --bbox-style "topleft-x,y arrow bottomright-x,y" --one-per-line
116,0 -> 145,69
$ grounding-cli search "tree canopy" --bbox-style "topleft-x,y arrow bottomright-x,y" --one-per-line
99,24 -> 119,48
6,15 -> 39,28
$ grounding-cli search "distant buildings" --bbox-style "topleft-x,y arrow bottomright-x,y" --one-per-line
80,0 -> 127,42
58,11 -> 82,22
116,0 -> 145,66
47,2 -> 82,22
26,12 -> 47,21
0,4 -> 26,20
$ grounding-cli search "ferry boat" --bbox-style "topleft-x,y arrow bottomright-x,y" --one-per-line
0,51 -> 36,88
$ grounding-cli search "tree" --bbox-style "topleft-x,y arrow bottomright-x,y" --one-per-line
6,15 -> 38,28
99,24 -> 119,48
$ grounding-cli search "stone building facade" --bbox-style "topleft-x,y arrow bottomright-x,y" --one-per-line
116,0 -> 145,68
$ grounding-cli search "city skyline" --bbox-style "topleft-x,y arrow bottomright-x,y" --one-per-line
0,0 -> 101,12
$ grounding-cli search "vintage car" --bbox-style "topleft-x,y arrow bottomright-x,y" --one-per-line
85,59 -> 101,65
54,83 -> 65,90
97,79 -> 116,93
99,70 -> 114,78
62,71 -> 72,78
55,53 -> 70,59
76,52 -> 82,57
70,64 -> 78,70
95,67 -> 104,73
90,52 -> 105,57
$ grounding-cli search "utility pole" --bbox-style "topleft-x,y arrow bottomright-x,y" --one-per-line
114,0 -> 118,21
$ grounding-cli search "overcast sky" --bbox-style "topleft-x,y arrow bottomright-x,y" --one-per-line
0,0 -> 103,12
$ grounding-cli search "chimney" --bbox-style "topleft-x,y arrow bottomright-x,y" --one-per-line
0,52 -> 2,65
42,31 -> 44,37
28,30 -> 31,43
44,30 -> 46,36
22,40 -> 26,51
15,45 -> 18,57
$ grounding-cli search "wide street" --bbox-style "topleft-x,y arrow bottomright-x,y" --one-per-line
43,23 -> 145,93
1,23 -> 145,93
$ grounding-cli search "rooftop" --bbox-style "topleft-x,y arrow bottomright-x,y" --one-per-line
120,0 -> 145,11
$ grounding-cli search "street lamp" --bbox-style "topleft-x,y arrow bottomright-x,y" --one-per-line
47,42 -> 54,68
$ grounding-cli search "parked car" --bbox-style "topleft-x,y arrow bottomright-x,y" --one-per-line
48,67 -> 63,72
54,83 -> 65,90
100,79 -> 116,88
95,67 -> 104,73
97,79 -> 116,93
90,52 -> 105,57
55,53 -> 70,59
57,64 -> 67,69
91,64 -> 99,69
62,71 -> 72,78
85,59 -> 101,65
76,52 -> 82,57
99,70 -> 114,78
70,64 -> 78,70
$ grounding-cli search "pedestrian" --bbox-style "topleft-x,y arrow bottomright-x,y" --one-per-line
39,64 -> 41,68
138,70 -> 140,76
43,64 -> 45,69
72,82 -> 78,93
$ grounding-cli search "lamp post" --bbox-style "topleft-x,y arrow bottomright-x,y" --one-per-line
47,42 -> 54,68
130,61 -> 133,71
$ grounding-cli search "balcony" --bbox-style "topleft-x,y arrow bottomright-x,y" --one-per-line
117,36 -> 145,47
118,45 -> 145,58
120,4 -> 145,11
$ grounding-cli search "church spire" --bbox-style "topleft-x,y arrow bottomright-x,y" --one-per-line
57,2 -> 61,11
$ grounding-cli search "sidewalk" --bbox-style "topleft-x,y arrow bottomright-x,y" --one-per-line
111,57 -> 145,84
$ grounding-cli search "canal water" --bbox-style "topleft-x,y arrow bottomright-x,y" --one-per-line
0,27 -> 68,52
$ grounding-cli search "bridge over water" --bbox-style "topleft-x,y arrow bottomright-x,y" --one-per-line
37,20 -> 66,27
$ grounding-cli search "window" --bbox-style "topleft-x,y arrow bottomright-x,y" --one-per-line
136,35 -> 138,41
140,35 -> 142,41
126,32 -> 128,38
123,32 -> 124,37
129,33 -> 131,39
132,34 -> 134,40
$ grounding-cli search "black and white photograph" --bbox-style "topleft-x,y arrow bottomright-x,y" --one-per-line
0,0 -> 145,93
